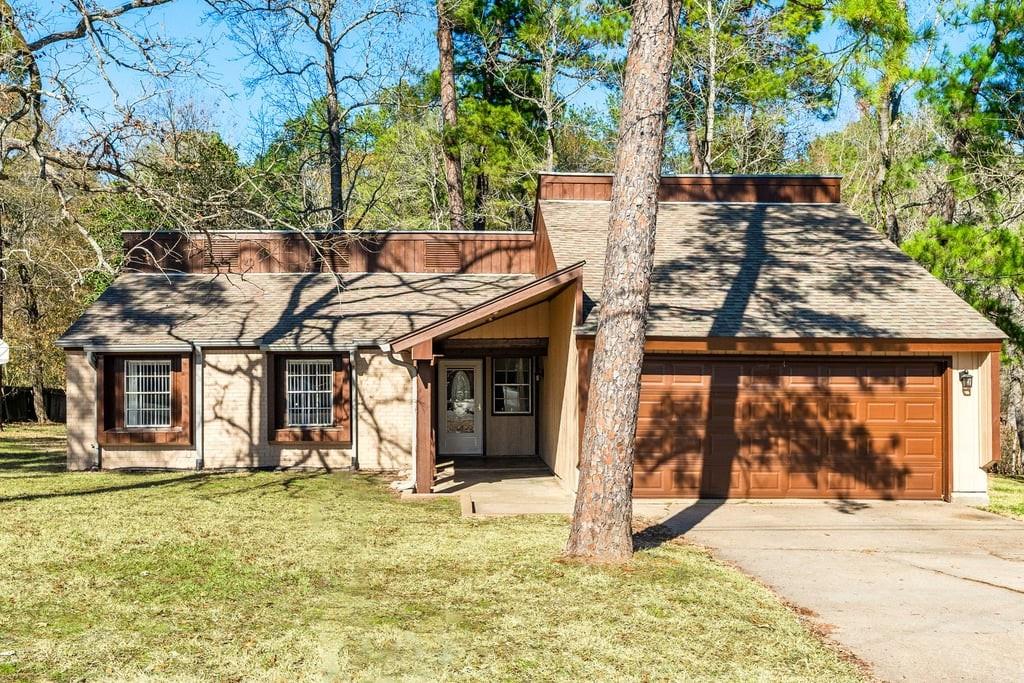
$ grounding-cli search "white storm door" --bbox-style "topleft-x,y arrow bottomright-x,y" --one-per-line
439,360 -> 484,455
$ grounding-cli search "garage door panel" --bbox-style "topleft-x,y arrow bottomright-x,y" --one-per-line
904,434 -> 942,459
826,398 -> 860,422
634,358 -> 945,500
866,401 -> 899,422
784,363 -> 825,388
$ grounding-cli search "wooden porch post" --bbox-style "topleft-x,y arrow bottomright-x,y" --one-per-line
415,360 -> 435,493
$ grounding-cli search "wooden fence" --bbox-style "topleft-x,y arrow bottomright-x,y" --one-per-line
0,387 -> 66,423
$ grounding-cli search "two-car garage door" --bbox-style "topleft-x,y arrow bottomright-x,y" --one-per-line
633,357 -> 947,500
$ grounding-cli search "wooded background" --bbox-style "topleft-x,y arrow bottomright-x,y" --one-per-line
1,0 -> 1022,473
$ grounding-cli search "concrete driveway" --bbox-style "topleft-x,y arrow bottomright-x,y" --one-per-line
646,501 -> 1024,682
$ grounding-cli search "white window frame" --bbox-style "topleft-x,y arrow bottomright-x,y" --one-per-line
124,360 -> 173,428
492,357 -> 532,415
286,359 -> 335,427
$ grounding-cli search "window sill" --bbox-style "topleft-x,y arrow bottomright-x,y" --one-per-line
270,427 -> 351,445
98,427 -> 191,447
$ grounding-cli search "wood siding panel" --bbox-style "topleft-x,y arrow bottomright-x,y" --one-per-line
451,302 -> 550,340
537,174 -> 841,203
123,232 -> 536,275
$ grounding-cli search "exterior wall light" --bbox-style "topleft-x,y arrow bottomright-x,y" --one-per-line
958,369 -> 973,396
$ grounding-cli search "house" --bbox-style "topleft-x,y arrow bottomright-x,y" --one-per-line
57,173 -> 1005,503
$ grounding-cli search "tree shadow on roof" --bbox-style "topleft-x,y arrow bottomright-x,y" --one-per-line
632,206 -> 938,551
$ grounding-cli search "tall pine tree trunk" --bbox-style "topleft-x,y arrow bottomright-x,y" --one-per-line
319,0 -> 345,231
565,0 -> 681,563
436,0 -> 466,231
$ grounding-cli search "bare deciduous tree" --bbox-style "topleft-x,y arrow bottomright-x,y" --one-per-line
208,0 -> 412,231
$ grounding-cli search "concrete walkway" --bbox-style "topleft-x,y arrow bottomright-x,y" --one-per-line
653,501 -> 1024,682
431,465 -> 573,515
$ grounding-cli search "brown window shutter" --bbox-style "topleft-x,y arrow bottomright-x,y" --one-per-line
333,354 -> 352,439
424,240 -> 462,271
271,354 -> 288,433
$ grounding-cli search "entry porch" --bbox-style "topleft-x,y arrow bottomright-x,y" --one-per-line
385,263 -> 584,493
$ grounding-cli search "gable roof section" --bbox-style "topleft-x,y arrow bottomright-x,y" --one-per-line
387,262 -> 583,355
539,200 -> 1005,341
58,272 -> 534,350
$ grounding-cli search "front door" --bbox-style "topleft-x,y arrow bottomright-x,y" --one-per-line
439,360 -> 484,455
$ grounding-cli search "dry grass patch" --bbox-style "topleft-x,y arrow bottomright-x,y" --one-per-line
0,424 -> 860,681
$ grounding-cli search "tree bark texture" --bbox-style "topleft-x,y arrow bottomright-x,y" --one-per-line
436,0 -> 467,231
319,0 -> 345,231
565,0 -> 681,563
16,264 -> 47,423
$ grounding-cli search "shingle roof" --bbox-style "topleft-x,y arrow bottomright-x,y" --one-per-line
58,272 -> 534,348
540,200 -> 1005,340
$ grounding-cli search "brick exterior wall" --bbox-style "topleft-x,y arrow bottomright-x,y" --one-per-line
65,351 -> 96,470
65,349 -> 414,472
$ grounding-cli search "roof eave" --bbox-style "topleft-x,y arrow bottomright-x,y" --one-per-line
389,262 -> 585,355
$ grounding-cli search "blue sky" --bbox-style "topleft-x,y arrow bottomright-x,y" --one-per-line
27,0 -> 977,159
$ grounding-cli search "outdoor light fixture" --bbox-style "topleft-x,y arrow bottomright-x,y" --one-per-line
959,369 -> 973,396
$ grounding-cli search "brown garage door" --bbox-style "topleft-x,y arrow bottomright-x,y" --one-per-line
634,358 -> 947,499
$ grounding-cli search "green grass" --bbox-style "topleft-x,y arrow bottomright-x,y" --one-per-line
986,474 -> 1024,520
0,424 -> 860,681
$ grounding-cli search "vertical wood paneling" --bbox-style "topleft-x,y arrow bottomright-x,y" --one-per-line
123,232 -> 537,274
536,174 -> 841,203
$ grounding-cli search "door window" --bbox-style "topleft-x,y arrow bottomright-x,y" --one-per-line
446,368 -> 476,433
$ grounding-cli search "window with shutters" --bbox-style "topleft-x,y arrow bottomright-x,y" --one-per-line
97,355 -> 192,446
269,354 -> 352,443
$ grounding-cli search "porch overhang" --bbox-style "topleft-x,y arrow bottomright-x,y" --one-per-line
387,261 -> 584,361
391,261 -> 583,494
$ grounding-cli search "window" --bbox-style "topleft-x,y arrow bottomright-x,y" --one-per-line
286,359 -> 334,427
124,360 -> 172,428
493,357 -> 531,414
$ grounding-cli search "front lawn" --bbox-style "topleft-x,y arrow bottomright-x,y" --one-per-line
986,474 -> 1024,520
0,424 -> 859,681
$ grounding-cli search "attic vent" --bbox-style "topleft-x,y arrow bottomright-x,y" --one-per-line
424,240 -> 461,271
204,239 -> 240,270
322,238 -> 351,272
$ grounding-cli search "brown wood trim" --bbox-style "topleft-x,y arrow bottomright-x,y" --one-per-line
537,173 -> 842,203
269,428 -> 350,444
576,340 -> 593,468
268,353 -> 352,445
943,361 -> 954,502
577,336 -> 1005,355
415,360 -> 435,492
411,340 -> 433,362
991,349 -> 1002,462
532,209 -> 557,277
441,338 -> 548,354
97,353 -> 192,447
390,262 -> 584,353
